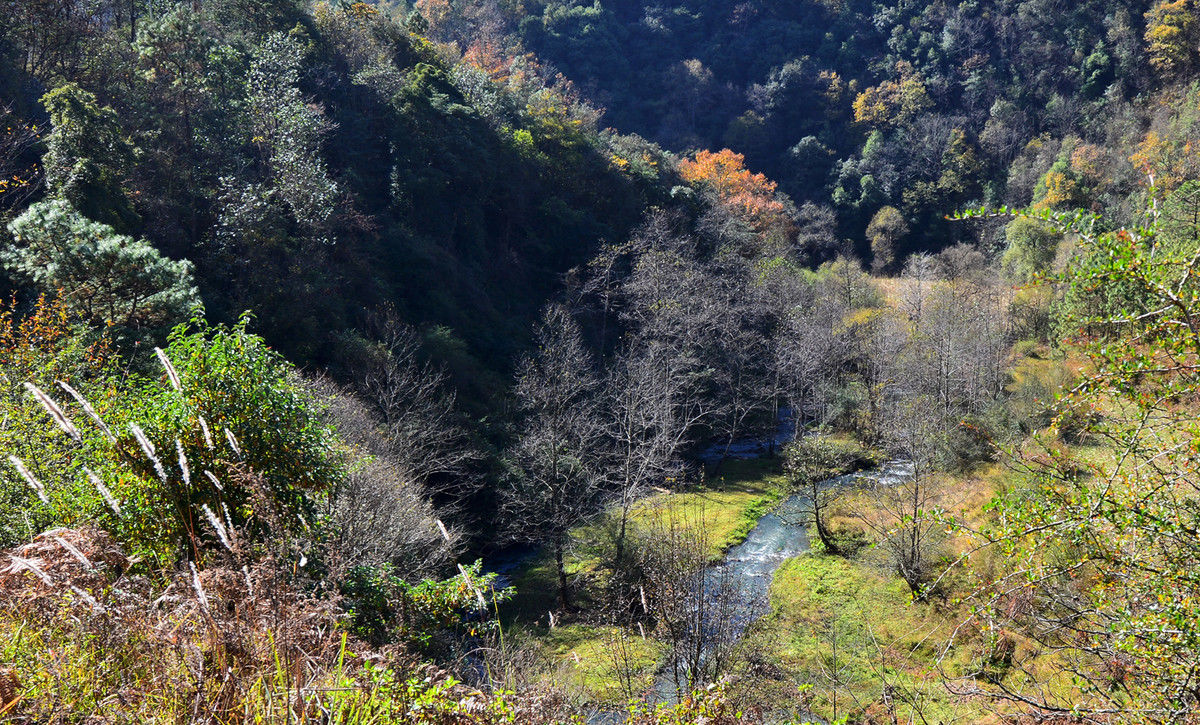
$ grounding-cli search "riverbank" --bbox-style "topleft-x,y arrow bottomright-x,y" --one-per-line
727,462 -> 1039,722
501,457 -> 790,625
496,457 -> 788,706
497,442 -> 886,708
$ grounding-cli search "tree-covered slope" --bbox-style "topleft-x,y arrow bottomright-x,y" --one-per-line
420,0 -> 1188,259
0,0 -> 677,390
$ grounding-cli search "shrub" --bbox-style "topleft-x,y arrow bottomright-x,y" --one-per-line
783,436 -> 881,486
3,310 -> 346,564
340,560 -> 510,649
0,295 -> 116,548
105,315 -> 347,561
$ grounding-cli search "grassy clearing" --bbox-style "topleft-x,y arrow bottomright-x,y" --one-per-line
735,459 -> 1093,723
629,457 -> 789,560
503,457 -> 789,624
509,624 -> 667,706
734,554 -> 985,723
499,457 -> 789,701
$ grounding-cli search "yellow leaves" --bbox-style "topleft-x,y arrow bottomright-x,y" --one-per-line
1070,144 -> 1108,186
1129,129 -> 1194,193
852,63 -> 931,128
853,81 -> 899,126
415,0 -> 452,32
1035,170 -> 1080,211
346,1 -> 378,18
839,306 -> 891,334
1145,0 -> 1200,77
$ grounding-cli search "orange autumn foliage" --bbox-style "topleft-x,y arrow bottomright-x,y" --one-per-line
1130,130 -> 1200,193
678,148 -> 786,229
464,39 -> 516,82
0,294 -> 111,378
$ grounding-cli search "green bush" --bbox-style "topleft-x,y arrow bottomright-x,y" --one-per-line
3,309 -> 347,564
0,296 -> 117,547
783,435 -> 882,487
107,315 -> 347,561
341,560 -> 510,649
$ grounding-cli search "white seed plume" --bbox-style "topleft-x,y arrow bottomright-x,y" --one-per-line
129,423 -> 167,482
242,565 -> 254,598
198,416 -> 213,450
457,563 -> 487,608
86,468 -> 121,515
52,535 -> 91,568
69,584 -> 104,612
223,428 -> 241,457
200,504 -> 232,551
203,470 -> 223,492
436,519 -> 452,543
6,555 -> 51,585
221,502 -> 235,535
638,621 -> 646,640
25,382 -> 80,442
9,455 -> 48,504
189,562 -> 210,612
176,439 -> 191,486
57,380 -> 115,443
154,347 -> 182,392
639,585 -> 648,613
548,610 -> 557,629
298,551 -> 308,568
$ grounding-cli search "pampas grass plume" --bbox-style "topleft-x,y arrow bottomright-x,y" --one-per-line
8,455 -> 48,504
57,380 -> 115,443
25,382 -> 80,442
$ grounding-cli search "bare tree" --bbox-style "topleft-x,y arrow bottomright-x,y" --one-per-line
632,500 -> 741,697
0,104 -> 41,216
601,340 -> 702,567
706,254 -> 776,462
775,293 -> 849,427
502,304 -> 602,609
359,315 -> 481,497
858,397 -> 948,597
308,377 -> 461,579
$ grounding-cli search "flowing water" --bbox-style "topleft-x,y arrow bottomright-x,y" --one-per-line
646,459 -> 914,704
486,409 -> 915,714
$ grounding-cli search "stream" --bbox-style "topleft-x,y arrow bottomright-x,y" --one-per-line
483,411 -> 915,713
645,459 -> 914,705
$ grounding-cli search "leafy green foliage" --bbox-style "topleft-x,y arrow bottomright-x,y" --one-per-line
1001,216 -> 1063,282
4,201 -> 200,343
112,316 -> 345,558
0,296 -> 115,547
1,310 -> 343,563
341,559 -> 510,648
39,84 -> 138,231
966,191 -> 1200,717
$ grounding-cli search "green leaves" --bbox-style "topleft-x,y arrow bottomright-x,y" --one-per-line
4,200 -> 199,346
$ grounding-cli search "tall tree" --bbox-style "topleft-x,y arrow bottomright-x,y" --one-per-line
40,84 -> 137,231
502,305 -> 601,608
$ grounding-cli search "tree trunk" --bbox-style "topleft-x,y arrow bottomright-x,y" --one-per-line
814,507 -> 842,556
555,537 -> 571,609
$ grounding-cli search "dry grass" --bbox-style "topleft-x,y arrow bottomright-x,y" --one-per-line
0,525 -> 585,724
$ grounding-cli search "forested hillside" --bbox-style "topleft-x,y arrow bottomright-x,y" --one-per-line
4,0 -> 1200,722
418,0 -> 1198,256
1,0 -> 678,384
